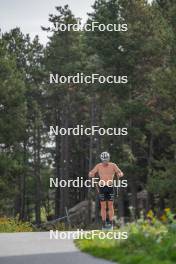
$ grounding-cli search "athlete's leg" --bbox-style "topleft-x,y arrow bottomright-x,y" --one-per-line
107,201 -> 114,221
100,201 -> 107,221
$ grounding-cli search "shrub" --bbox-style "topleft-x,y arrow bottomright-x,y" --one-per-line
0,217 -> 33,232
76,217 -> 176,264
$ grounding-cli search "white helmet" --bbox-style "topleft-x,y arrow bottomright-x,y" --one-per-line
100,151 -> 110,162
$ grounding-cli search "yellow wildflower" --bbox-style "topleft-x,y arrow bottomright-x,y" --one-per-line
164,208 -> 171,213
160,214 -> 167,223
147,210 -> 154,219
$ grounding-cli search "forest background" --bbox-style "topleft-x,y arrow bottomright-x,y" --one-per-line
0,0 -> 176,227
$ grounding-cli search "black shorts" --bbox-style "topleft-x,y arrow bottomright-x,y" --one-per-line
99,186 -> 114,201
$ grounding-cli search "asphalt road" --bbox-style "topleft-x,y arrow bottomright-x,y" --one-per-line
0,232 -> 116,264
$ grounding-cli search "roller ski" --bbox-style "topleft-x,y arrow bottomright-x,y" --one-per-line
102,220 -> 113,231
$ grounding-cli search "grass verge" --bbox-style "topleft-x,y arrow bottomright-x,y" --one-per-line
75,224 -> 176,264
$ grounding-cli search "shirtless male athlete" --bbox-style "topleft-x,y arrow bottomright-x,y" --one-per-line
89,151 -> 124,229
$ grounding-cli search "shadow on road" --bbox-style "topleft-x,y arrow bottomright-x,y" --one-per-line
0,251 -> 115,264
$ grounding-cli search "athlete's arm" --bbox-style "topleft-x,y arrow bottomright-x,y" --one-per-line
114,163 -> 124,177
89,164 -> 99,177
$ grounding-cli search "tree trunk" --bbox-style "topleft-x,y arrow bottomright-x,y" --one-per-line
59,96 -> 69,216
55,109 -> 61,217
146,133 -> 154,211
19,140 -> 27,221
34,115 -> 41,224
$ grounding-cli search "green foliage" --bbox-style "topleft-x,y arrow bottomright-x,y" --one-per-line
0,217 -> 33,232
76,220 -> 176,264
0,0 -> 176,224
